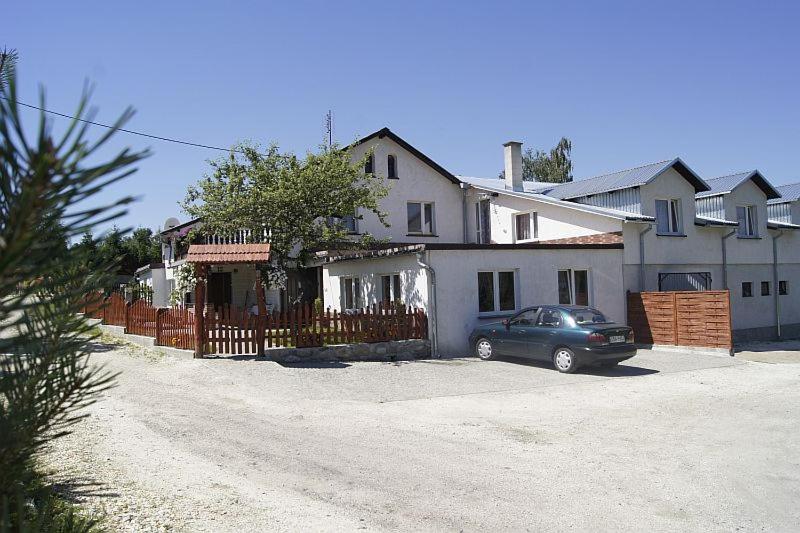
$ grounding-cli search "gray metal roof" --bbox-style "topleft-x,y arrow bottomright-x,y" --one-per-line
458,175 -> 655,222
694,215 -> 738,227
697,171 -> 781,200
535,158 -> 709,200
768,182 -> 800,204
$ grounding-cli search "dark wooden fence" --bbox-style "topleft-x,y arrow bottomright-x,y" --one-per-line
83,296 -> 427,356
627,290 -> 732,351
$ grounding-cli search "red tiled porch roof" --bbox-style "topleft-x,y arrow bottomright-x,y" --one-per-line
186,243 -> 271,264
539,232 -> 623,246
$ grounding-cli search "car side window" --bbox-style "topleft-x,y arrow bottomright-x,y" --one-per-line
510,308 -> 539,326
537,308 -> 563,328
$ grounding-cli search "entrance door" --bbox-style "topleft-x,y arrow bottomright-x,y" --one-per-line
207,272 -> 232,310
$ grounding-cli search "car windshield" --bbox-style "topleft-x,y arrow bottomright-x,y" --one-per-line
569,309 -> 609,325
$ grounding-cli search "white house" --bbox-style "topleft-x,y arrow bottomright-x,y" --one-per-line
148,127 -> 800,354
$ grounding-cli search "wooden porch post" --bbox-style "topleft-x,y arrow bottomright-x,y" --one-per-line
194,264 -> 207,359
255,265 -> 266,356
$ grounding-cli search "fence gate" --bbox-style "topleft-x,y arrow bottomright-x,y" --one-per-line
627,290 -> 733,352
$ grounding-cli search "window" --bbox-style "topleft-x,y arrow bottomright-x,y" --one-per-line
365,153 -> 374,174
761,281 -> 770,296
381,274 -> 402,303
736,205 -> 758,237
477,270 -> 517,314
537,308 -> 563,328
340,277 -> 361,309
328,211 -> 358,234
742,281 -> 752,298
779,280 -> 788,295
475,199 -> 491,243
510,308 -> 539,326
387,154 -> 397,178
557,269 -> 589,305
514,212 -> 538,242
407,202 -> 435,234
569,308 -> 610,325
655,199 -> 682,235
658,272 -> 712,291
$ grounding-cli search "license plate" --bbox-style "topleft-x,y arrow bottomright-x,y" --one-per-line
609,335 -> 625,343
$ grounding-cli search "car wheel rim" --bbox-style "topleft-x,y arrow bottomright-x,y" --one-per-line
555,350 -> 572,370
477,340 -> 492,359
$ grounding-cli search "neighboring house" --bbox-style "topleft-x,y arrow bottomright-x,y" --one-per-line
145,127 -> 800,354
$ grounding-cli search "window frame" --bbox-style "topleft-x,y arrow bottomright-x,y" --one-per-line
655,198 -> 683,235
513,210 -> 539,243
475,199 -> 491,243
364,153 -> 374,174
387,154 -> 398,179
741,281 -> 753,298
340,276 -> 362,310
380,273 -> 402,304
779,280 -> 788,295
736,205 -> 758,238
407,201 -> 436,235
761,281 -> 770,296
477,269 -> 518,316
557,269 -> 591,306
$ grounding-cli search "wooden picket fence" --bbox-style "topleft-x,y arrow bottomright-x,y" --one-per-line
627,290 -> 733,351
127,299 -> 158,337
103,292 -> 127,326
83,295 -> 427,356
81,291 -> 105,319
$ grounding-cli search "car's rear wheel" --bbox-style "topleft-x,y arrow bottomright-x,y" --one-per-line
475,338 -> 495,361
553,347 -> 578,373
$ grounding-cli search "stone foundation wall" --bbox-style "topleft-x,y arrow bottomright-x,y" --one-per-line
264,339 -> 431,363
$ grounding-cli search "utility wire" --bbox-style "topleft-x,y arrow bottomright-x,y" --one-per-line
1,95 -> 246,154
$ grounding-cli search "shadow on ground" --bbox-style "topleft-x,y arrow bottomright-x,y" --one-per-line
494,356 -> 660,376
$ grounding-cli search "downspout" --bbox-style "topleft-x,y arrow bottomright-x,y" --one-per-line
460,182 -> 470,243
416,250 -> 439,358
638,224 -> 652,291
772,230 -> 784,339
721,230 -> 736,289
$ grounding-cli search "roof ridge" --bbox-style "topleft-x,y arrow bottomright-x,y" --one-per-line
707,170 -> 755,181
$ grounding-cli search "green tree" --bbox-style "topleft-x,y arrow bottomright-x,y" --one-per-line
0,68 -> 147,529
523,137 -> 573,183
182,142 -> 389,286
500,137 -> 574,183
0,47 -> 17,90
121,227 -> 161,274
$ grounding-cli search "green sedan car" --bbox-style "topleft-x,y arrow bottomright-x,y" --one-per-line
468,305 -> 636,373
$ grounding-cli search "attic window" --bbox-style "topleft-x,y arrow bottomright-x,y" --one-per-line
387,155 -> 397,179
365,153 -> 374,174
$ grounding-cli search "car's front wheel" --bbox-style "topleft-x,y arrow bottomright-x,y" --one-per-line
553,347 -> 578,373
475,337 -> 495,361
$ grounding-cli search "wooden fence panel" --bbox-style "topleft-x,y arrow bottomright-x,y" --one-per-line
127,299 -> 158,337
627,290 -> 732,351
157,307 -> 195,350
103,292 -> 127,326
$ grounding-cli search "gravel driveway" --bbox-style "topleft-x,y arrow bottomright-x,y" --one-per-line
47,337 -> 800,532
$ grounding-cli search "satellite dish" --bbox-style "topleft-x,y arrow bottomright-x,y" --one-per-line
163,217 -> 180,231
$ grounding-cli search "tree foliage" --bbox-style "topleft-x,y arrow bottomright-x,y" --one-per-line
74,226 -> 161,277
182,142 -> 389,286
500,137 -> 574,183
0,68 -> 147,530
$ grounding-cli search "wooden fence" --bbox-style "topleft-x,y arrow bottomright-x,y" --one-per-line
83,296 -> 427,356
627,290 -> 732,351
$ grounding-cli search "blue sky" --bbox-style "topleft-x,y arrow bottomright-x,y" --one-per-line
6,0 -> 800,233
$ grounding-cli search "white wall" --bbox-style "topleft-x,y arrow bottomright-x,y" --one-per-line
322,247 -> 625,357
465,189 -> 623,244
347,137 -> 464,243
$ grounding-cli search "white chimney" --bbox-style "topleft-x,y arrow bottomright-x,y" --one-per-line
504,141 -> 523,191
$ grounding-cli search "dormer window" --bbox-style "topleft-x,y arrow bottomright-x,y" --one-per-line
736,205 -> 758,237
365,153 -> 374,174
387,155 -> 397,179
655,199 -> 682,235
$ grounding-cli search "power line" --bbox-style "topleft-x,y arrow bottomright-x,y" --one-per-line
0,95 -> 245,154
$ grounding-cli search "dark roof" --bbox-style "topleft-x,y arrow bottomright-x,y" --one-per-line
697,171 -> 781,200
318,240 -> 623,263
186,243 -> 271,264
536,158 -> 709,200
347,127 -> 461,185
768,182 -> 800,204
160,218 -> 201,236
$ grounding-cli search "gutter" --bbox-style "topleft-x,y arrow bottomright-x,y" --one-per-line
772,230 -> 784,339
721,230 -> 737,289
638,224 -> 652,291
416,251 -> 439,358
